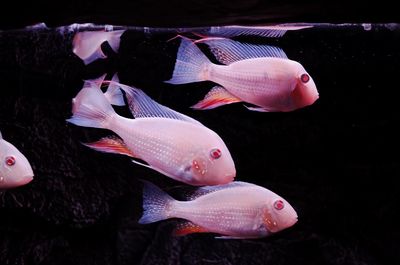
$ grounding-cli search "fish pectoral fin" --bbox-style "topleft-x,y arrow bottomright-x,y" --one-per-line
191,86 -> 242,110
173,221 -> 209,236
83,136 -> 137,158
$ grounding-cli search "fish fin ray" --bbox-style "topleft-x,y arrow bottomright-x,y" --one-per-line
103,80 -> 202,125
103,74 -> 125,106
196,38 -> 288,65
185,182 -> 257,200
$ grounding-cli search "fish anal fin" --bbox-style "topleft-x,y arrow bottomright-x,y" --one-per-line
192,86 -> 242,110
173,221 -> 209,236
83,136 -> 137,158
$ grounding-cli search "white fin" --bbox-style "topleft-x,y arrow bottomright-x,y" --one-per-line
205,24 -> 312,38
67,85 -> 115,129
103,74 -> 125,106
215,235 -> 258,239
138,181 -> 175,224
165,38 -> 211,84
72,30 -> 125,65
0,130 -> 2,140
244,105 -> 277,112
104,80 -> 202,125
197,37 -> 288,65
185,181 -> 257,200
131,159 -> 153,169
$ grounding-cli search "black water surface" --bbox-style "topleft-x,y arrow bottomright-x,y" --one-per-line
0,24 -> 399,265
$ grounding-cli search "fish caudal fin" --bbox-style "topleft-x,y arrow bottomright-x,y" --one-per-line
67,85 -> 116,129
139,181 -> 175,224
192,86 -> 242,110
165,38 -> 211,85
103,74 -> 125,106
72,30 -> 125,65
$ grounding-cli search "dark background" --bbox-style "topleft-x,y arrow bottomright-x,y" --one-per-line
1,3 -> 400,265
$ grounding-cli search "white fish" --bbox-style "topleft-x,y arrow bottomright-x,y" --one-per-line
0,131 -> 34,189
166,38 -> 319,112
67,81 -> 236,186
139,181 -> 298,239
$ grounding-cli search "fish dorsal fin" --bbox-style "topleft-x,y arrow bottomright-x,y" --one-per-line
205,25 -> 312,38
104,80 -> 202,125
0,130 -> 2,140
186,181 -> 257,200
173,220 -> 209,236
196,38 -> 288,65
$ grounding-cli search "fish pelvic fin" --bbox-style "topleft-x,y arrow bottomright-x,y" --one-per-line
191,86 -> 242,110
165,38 -> 211,85
139,181 -> 176,224
173,221 -> 209,236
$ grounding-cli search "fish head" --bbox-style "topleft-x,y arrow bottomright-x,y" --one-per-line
262,196 -> 298,233
186,141 -> 236,186
290,67 -> 319,109
0,139 -> 34,189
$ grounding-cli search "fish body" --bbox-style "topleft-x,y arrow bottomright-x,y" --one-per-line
67,81 -> 235,185
166,38 -> 319,112
139,181 -> 298,238
0,131 -> 34,189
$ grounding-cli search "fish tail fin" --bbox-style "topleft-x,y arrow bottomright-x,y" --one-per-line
165,38 -> 211,84
67,86 -> 116,129
139,181 -> 175,224
72,30 -> 124,65
103,74 -> 125,106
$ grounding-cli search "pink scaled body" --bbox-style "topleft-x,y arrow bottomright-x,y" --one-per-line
140,181 -> 298,239
166,38 -> 319,112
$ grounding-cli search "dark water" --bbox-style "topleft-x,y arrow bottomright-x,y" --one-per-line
0,23 -> 399,265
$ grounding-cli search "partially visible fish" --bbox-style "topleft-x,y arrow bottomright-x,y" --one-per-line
0,131 -> 34,189
139,181 -> 298,239
72,30 -> 125,64
166,38 -> 319,112
67,80 -> 236,186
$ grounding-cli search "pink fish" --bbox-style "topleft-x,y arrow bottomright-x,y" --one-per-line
0,131 -> 34,189
166,38 -> 319,112
72,30 -> 125,65
67,81 -> 235,186
139,181 -> 298,239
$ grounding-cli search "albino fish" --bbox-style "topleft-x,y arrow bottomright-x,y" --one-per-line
139,181 -> 298,239
67,81 -> 236,186
166,38 -> 319,112
72,30 -> 125,65
0,131 -> 34,189
71,74 -> 125,113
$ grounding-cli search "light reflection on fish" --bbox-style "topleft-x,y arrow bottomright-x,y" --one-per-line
139,181 -> 298,239
0,131 -> 34,189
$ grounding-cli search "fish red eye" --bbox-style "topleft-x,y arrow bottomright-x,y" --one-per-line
274,200 -> 284,210
210,148 -> 221,159
5,156 -> 16,166
300,73 -> 310,83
